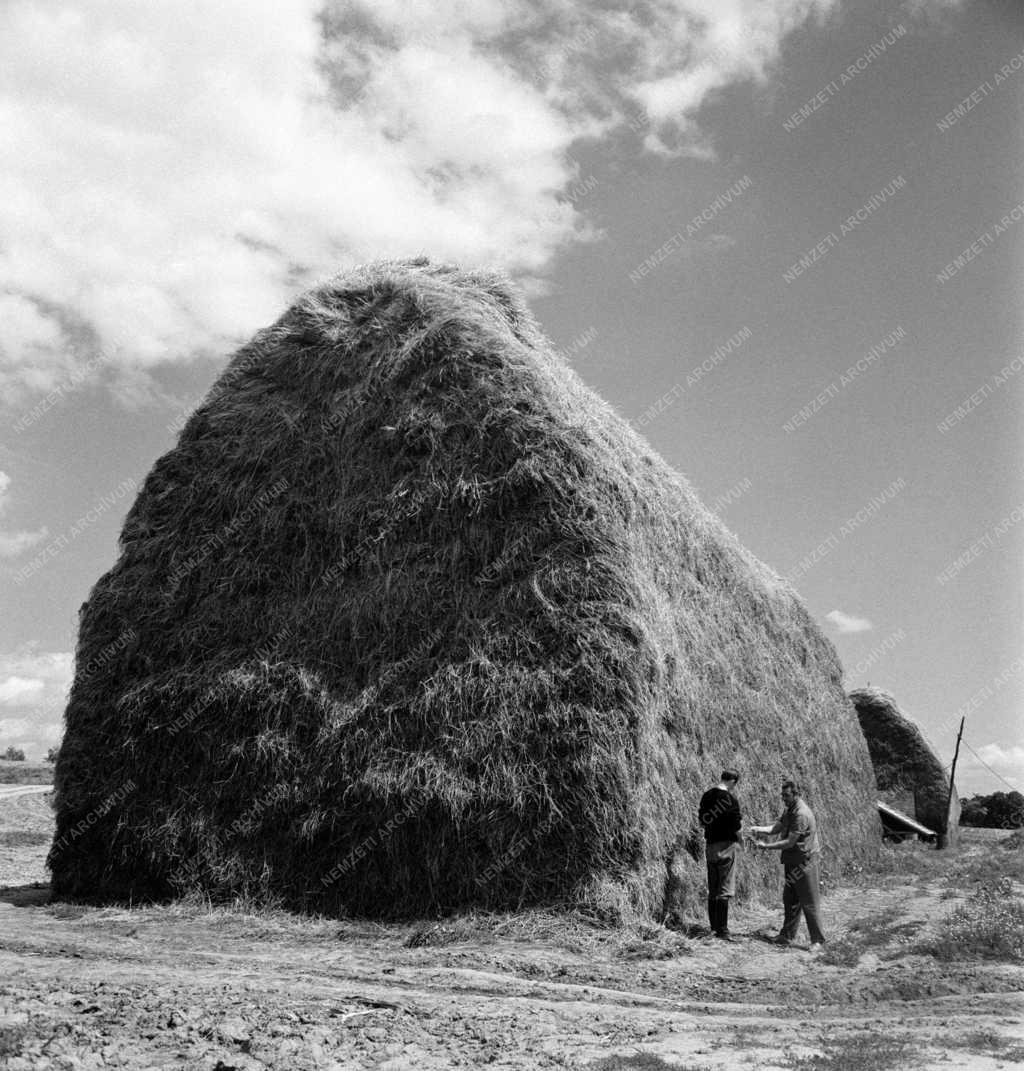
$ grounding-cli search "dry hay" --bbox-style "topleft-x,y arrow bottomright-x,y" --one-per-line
849,686 -> 957,840
51,258 -> 878,919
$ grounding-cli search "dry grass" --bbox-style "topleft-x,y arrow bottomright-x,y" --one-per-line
918,876 -> 1024,961
946,1029 -> 1024,1062
0,760 -> 53,786
818,912 -> 924,966
589,1058 -> 712,1071
51,258 -> 878,921
783,1034 -> 916,1071
401,909 -> 692,961
849,687 -> 954,837
842,840 -> 1024,963
944,842 -> 1024,888
0,831 -> 51,847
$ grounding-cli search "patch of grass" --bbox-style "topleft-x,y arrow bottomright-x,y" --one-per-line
918,876 -> 1024,962
1000,829 -> 1024,850
818,913 -> 922,967
615,923 -> 689,961
728,1023 -> 761,1049
156,896 -> 343,940
949,1029 -> 1024,1061
589,1057 -> 711,1070
0,1021 -> 28,1058
0,831 -> 51,847
404,921 -> 466,948
0,761 -> 53,786
945,843 -> 1024,888
784,1034 -> 917,1070
399,909 -> 691,958
842,840 -> 940,886
846,834 -> 1024,898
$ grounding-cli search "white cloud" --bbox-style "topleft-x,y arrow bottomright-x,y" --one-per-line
0,715 -> 62,758
0,529 -> 48,558
629,0 -> 836,134
0,471 -> 48,558
0,650 -> 72,758
975,743 -> 1024,784
825,609 -> 874,633
0,1 -> 577,398
3,1 -> 964,400
0,0 -> 856,400
0,676 -> 45,704
0,651 -> 73,703
0,717 -> 34,738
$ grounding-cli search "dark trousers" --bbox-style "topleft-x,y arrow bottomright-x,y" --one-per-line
706,840 -> 738,934
705,841 -> 738,900
780,855 -> 826,943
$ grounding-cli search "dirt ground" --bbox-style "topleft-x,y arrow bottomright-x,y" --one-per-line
2,793 -> 1023,1071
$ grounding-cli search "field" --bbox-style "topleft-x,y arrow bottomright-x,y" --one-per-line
2,788 -> 1023,1070
0,760 -> 56,786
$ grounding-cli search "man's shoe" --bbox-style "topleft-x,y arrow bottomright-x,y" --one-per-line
771,935 -> 792,946
714,930 -> 737,942
808,941 -> 826,952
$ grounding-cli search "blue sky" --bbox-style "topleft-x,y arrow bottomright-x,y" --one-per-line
1,0 -> 1021,795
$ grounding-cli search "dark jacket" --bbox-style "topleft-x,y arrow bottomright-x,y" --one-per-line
699,787 -> 742,843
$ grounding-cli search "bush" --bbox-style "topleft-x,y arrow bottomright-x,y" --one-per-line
959,791 -> 1024,828
920,877 -> 1024,961
45,746 -> 59,764
1,747 -> 25,761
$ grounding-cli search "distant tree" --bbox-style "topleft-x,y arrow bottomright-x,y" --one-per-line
959,796 -> 989,827
988,791 -> 1024,829
960,791 -> 1024,828
45,746 -> 60,764
2,746 -> 26,761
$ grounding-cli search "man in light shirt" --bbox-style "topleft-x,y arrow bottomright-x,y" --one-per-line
749,780 -> 826,949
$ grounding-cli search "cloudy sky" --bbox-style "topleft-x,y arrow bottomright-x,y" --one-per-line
1,0 -> 1021,795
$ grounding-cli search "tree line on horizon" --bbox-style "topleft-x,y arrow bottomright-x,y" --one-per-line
0,746 -> 59,763
959,791 -> 1024,829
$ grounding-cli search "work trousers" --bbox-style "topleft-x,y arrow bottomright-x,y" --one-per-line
780,854 -> 826,944
705,840 -> 738,900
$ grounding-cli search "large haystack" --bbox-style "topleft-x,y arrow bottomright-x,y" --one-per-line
849,687 -> 958,844
51,259 -> 878,918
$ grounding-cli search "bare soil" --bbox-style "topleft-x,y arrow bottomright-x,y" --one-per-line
2,794 -> 1023,1070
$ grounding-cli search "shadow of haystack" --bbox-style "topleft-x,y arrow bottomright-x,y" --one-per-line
50,259 -> 878,919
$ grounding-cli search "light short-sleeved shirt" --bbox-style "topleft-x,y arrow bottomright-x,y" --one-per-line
777,798 -> 820,862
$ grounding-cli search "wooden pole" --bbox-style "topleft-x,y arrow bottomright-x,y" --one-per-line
940,716 -> 965,850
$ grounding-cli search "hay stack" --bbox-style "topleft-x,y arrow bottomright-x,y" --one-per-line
849,687 -> 958,843
51,259 -> 878,918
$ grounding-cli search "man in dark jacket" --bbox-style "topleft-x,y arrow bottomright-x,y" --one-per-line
698,769 -> 742,939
